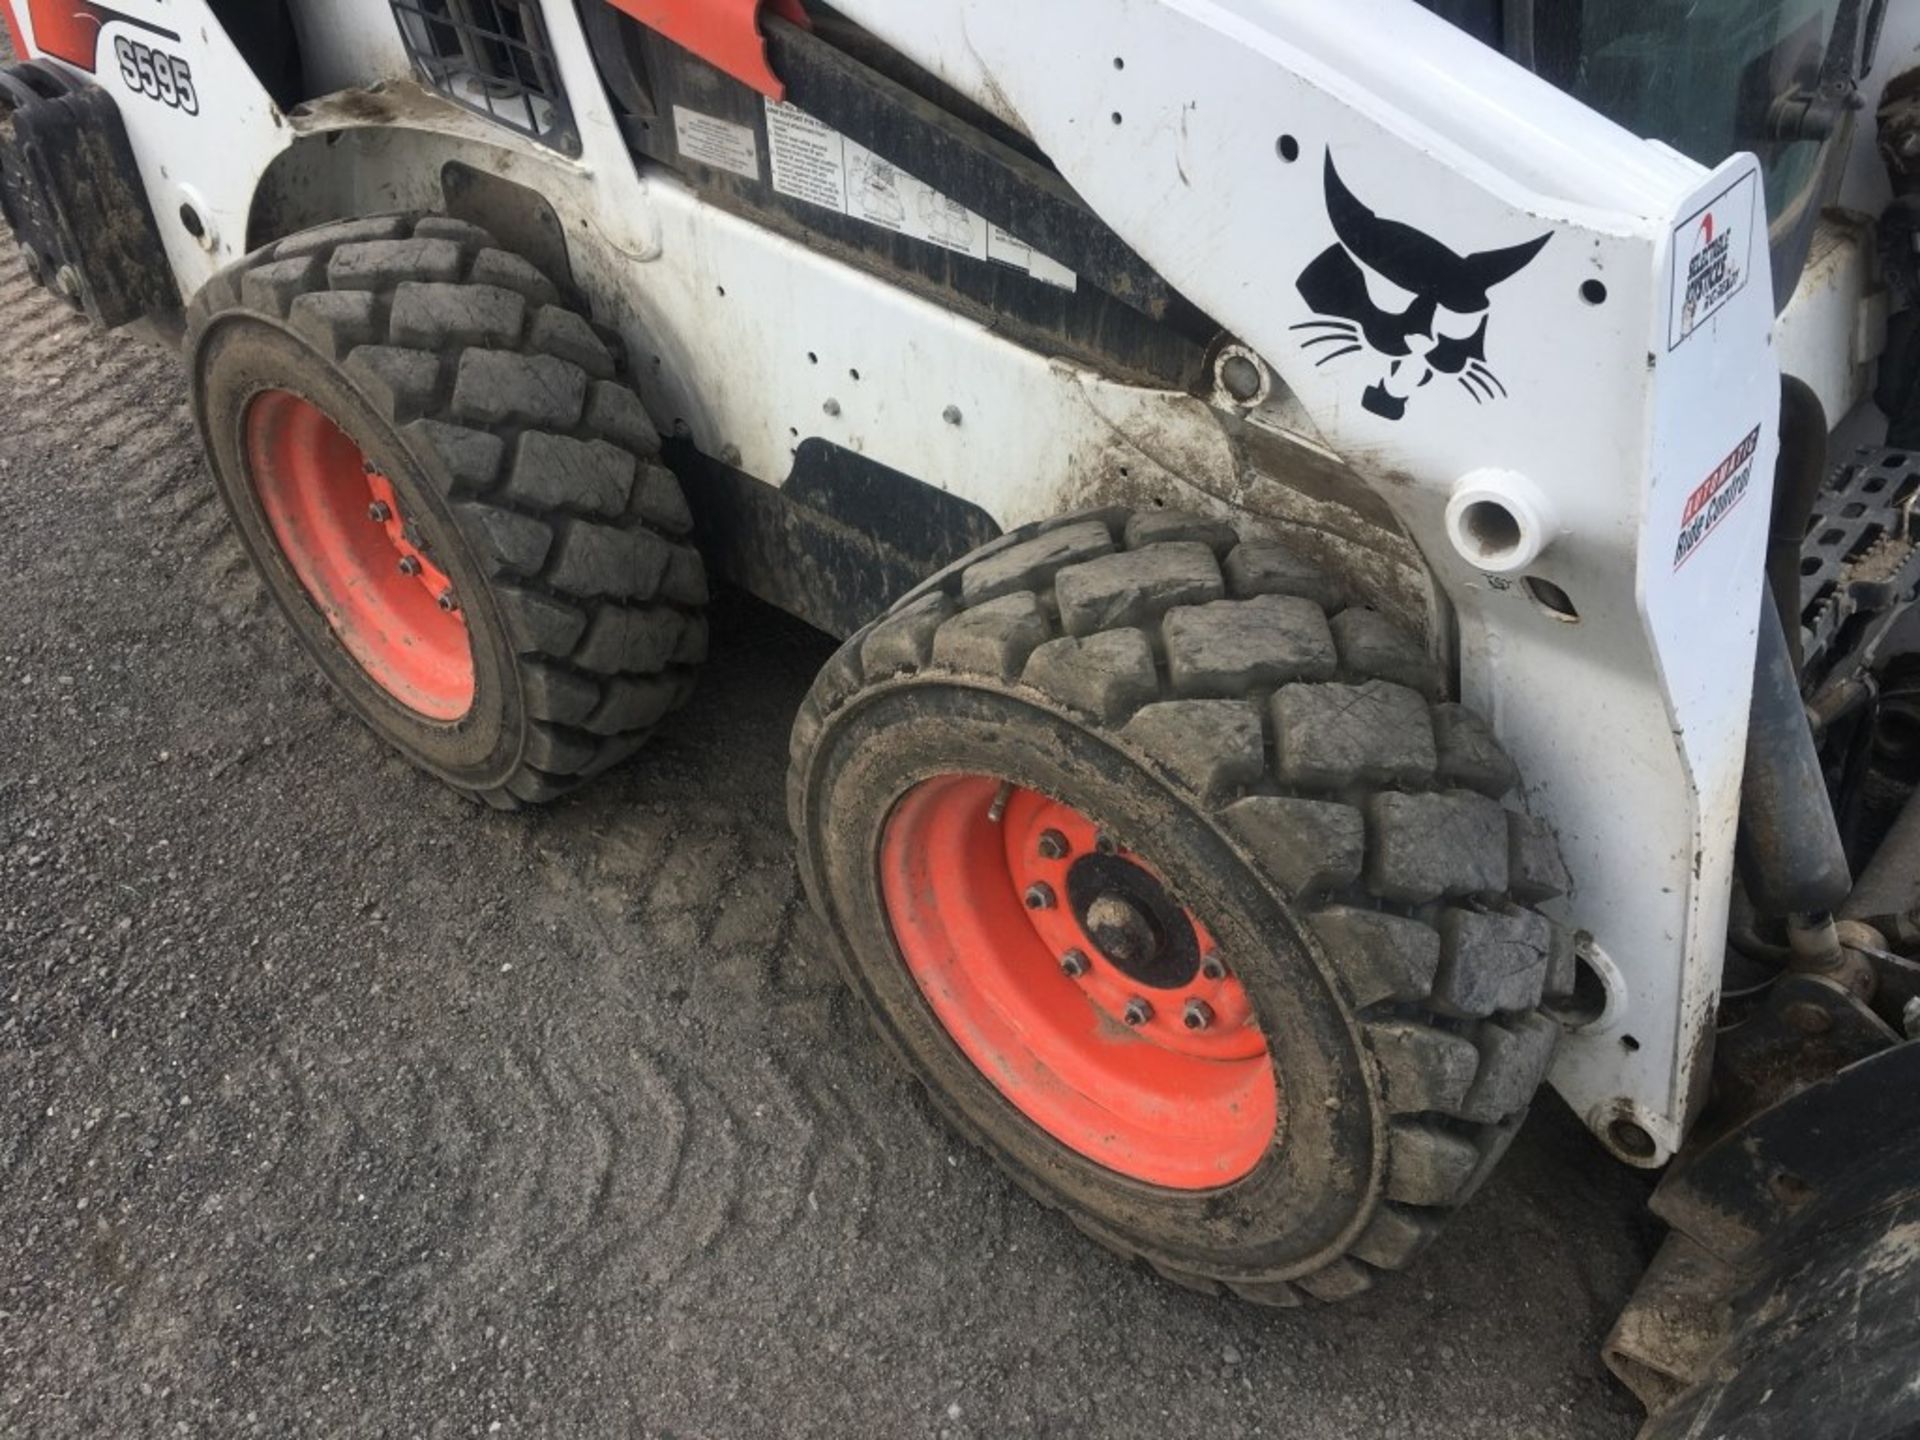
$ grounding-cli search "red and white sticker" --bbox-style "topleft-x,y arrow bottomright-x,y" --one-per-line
1668,173 -> 1757,350
1673,425 -> 1761,569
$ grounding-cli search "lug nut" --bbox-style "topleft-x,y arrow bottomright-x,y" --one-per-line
1200,954 -> 1227,981
397,555 -> 422,577
367,501 -> 392,523
1060,949 -> 1089,978
1023,881 -> 1055,910
1122,997 -> 1152,1027
437,589 -> 458,612
1037,829 -> 1070,860
1182,999 -> 1214,1031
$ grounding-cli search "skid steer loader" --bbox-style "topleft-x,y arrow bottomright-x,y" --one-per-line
4,0 -> 1918,1431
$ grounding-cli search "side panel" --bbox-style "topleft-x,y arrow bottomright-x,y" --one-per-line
828,0 -> 1782,1160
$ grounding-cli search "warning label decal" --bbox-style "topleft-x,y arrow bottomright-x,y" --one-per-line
673,106 -> 761,182
764,101 -> 1076,292
1673,424 -> 1761,569
1668,172 -> 1757,350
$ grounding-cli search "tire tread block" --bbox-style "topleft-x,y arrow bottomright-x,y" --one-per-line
959,519 -> 1116,606
1366,790 -> 1510,903
1054,541 -> 1224,637
861,592 -> 955,677
573,603 -> 684,675
1223,539 -> 1345,610
389,281 -> 527,349
932,593 -> 1053,679
1367,1021 -> 1480,1115
1331,607 -> 1438,696
504,431 -> 635,518
1433,703 -> 1519,798
1164,594 -> 1337,697
1223,795 -> 1364,897
1272,680 -> 1436,790
1434,908 -> 1553,1017
450,349 -> 587,430
1461,1013 -> 1560,1122
1307,907 -> 1442,1007
327,237 -> 465,290
546,518 -> 672,601
1121,699 -> 1265,801
1021,629 -> 1158,723
528,305 -> 616,378
1123,508 -> 1239,554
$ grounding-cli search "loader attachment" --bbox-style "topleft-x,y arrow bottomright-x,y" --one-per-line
1606,1039 -> 1920,1439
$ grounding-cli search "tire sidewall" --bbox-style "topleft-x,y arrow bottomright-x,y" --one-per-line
195,316 -> 528,790
801,679 -> 1383,1279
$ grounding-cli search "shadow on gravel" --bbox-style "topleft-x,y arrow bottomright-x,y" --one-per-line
0,257 -> 1658,1439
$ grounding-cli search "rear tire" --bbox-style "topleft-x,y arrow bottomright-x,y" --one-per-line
789,508 -> 1576,1302
188,214 -> 706,807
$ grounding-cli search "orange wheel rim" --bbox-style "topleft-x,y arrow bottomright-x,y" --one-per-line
880,774 -> 1281,1189
244,390 -> 475,721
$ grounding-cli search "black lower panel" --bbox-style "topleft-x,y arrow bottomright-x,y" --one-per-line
669,437 -> 1000,640
0,61 -> 177,328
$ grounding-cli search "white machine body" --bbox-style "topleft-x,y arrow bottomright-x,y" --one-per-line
11,0 -> 1914,1164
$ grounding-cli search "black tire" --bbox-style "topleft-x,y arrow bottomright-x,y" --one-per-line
187,214 -> 706,808
788,508 -> 1577,1303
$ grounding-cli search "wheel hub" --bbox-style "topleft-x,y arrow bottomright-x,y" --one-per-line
1068,853 -> 1200,989
1085,893 -> 1157,969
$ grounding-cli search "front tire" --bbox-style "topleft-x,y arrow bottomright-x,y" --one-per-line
187,214 -> 707,807
789,508 -> 1575,1302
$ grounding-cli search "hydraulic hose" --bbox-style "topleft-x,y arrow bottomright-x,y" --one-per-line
1767,376 -> 1828,677
1736,592 -> 1853,918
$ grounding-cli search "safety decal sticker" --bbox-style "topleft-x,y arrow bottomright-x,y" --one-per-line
1668,172 -> 1757,350
673,106 -> 762,182
763,100 -> 1077,292
1289,151 -> 1549,422
1673,424 -> 1762,569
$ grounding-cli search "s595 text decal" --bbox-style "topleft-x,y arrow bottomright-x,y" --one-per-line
115,37 -> 199,115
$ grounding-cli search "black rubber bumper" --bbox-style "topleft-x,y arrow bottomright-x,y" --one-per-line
0,59 -> 177,327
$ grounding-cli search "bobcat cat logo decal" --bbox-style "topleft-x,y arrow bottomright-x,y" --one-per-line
1292,152 -> 1550,421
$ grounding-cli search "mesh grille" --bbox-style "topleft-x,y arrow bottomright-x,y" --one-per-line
390,0 -> 576,153
1801,448 -> 1920,680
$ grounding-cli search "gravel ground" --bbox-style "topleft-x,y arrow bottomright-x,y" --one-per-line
0,250 -> 1661,1438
